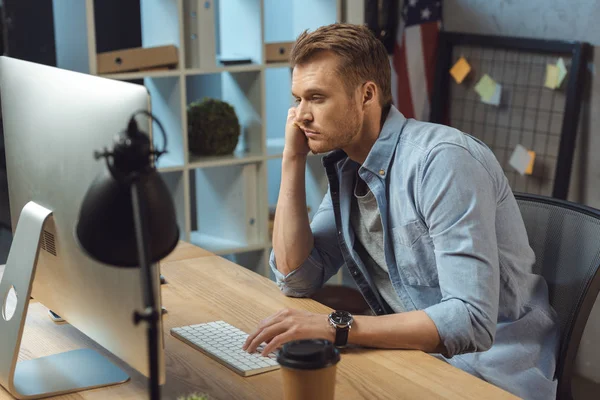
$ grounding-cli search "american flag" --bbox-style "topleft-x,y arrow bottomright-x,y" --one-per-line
391,0 -> 442,121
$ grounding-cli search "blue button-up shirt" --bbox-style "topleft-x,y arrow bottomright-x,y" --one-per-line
271,106 -> 559,400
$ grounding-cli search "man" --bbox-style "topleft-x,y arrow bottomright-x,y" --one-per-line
243,23 -> 558,399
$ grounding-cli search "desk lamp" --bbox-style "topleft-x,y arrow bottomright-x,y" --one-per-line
76,110 -> 179,400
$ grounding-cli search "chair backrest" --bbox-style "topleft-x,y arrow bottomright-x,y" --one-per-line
514,192 -> 600,400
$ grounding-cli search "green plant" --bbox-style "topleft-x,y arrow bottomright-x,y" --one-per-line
187,98 -> 240,156
177,393 -> 209,400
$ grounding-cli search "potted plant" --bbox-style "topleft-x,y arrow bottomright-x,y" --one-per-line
187,98 -> 240,156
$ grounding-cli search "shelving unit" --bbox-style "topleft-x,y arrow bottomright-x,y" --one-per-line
52,0 -> 363,282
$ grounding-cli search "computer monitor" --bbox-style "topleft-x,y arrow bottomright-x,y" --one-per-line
0,56 -> 165,398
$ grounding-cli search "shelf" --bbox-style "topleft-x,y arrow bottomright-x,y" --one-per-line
186,70 -> 263,157
99,69 -> 181,81
53,0 -> 350,280
190,232 -> 266,256
160,170 -> 188,242
145,76 -> 185,168
157,163 -> 185,173
188,151 -> 264,168
185,63 -> 263,76
190,163 -> 265,253
265,62 -> 291,69
263,0 -> 338,43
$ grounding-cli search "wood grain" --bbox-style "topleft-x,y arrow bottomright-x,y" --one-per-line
0,245 -> 519,399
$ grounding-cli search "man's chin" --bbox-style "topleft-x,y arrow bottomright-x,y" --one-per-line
308,142 -> 335,155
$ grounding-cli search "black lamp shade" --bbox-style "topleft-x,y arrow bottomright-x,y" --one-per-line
76,167 -> 179,267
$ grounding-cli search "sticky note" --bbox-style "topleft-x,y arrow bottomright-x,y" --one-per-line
450,57 -> 471,84
525,151 -> 536,175
556,57 -> 568,87
545,64 -> 559,89
474,74 -> 497,102
509,144 -> 535,175
481,83 -> 502,106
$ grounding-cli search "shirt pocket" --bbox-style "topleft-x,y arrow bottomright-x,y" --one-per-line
392,220 -> 439,287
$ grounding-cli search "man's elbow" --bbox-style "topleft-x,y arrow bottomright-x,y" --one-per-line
468,317 -> 496,353
278,283 -> 316,298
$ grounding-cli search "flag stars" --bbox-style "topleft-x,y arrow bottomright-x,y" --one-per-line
421,7 -> 431,20
409,0 -> 418,7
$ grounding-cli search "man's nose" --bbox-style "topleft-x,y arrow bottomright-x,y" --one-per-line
295,103 -> 312,123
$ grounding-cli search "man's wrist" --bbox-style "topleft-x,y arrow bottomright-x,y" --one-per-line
326,314 -> 336,342
282,149 -> 309,162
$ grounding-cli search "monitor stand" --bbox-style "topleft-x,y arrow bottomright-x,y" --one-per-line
0,201 -> 129,399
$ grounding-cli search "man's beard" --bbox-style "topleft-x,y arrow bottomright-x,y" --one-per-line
307,111 -> 360,154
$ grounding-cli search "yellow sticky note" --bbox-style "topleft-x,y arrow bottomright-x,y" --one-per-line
556,58 -> 568,87
474,74 -> 497,102
525,151 -> 536,175
450,57 -> 471,84
545,64 -> 559,89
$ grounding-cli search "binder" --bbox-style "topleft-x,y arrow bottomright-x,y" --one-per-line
184,0 -> 217,69
96,45 -> 178,74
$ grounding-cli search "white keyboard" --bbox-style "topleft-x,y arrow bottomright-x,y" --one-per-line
170,321 -> 280,377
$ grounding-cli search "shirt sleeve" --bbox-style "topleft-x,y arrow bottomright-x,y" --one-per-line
270,187 -> 345,297
418,143 -> 500,357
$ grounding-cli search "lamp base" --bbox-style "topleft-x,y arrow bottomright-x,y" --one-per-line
13,348 -> 129,399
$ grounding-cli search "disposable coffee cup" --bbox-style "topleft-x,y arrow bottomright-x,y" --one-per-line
277,339 -> 341,400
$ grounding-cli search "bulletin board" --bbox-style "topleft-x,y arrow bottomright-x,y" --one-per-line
430,32 -> 590,200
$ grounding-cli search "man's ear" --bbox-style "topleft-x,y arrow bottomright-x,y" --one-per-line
362,81 -> 378,107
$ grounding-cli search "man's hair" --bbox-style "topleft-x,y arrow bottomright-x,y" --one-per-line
290,23 -> 392,107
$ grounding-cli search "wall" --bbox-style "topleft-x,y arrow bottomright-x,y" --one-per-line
443,0 -> 600,385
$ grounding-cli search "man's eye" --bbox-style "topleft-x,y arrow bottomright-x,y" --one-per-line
294,98 -> 301,104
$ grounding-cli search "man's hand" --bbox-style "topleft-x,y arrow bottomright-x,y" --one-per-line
243,308 -> 334,355
284,107 -> 310,158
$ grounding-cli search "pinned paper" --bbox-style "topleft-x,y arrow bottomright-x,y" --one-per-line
474,74 -> 497,102
545,65 -> 559,89
509,144 -> 536,176
481,83 -> 502,106
556,57 -> 568,87
450,57 -> 471,84
545,58 -> 568,89
524,150 -> 536,175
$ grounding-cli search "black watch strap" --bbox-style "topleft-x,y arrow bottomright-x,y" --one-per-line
334,326 -> 350,347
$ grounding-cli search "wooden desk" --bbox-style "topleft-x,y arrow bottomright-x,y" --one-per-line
0,242 -> 518,399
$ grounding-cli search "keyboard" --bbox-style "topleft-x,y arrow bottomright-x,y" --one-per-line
170,321 -> 280,377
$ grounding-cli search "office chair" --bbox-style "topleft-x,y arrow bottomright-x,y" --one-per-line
514,192 -> 600,400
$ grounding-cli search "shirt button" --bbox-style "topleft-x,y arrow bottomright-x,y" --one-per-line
379,169 -> 385,176
338,230 -> 342,235
352,270 -> 358,276
377,308 -> 383,313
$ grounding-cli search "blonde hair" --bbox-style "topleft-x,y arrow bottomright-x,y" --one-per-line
290,23 -> 392,107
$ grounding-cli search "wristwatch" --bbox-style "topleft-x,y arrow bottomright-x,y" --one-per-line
328,310 -> 353,348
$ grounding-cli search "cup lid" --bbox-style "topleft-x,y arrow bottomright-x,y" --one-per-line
277,339 -> 341,370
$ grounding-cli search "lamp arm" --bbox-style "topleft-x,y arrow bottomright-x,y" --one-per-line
131,179 -> 161,400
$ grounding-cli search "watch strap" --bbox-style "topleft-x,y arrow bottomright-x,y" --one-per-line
334,326 -> 350,347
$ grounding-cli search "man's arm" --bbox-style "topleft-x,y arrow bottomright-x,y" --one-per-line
270,108 -> 344,297
349,311 -> 444,352
272,151 -> 313,276
243,308 -> 444,355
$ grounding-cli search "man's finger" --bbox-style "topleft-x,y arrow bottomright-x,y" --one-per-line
262,330 -> 295,356
243,313 -> 282,350
246,322 -> 287,354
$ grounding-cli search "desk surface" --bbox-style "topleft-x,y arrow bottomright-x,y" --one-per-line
0,241 -> 518,399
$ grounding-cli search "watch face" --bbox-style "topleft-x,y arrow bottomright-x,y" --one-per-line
331,310 -> 353,325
